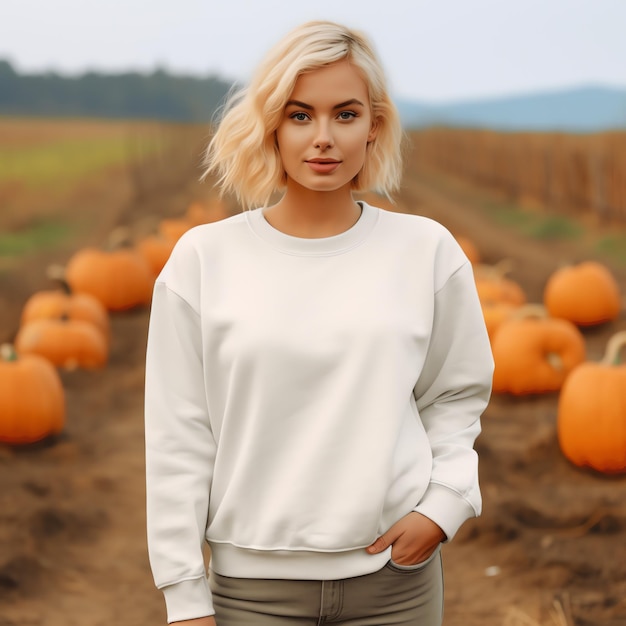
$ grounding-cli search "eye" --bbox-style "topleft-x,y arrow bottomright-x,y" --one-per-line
289,112 -> 309,122
337,111 -> 357,120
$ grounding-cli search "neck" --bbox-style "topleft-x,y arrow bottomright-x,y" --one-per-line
264,186 -> 361,238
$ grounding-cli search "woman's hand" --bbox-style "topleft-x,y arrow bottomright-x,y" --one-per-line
172,617 -> 216,626
366,512 -> 446,566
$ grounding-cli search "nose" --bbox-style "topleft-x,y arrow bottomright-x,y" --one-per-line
313,120 -> 334,150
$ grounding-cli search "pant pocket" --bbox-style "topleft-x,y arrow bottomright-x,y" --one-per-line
385,544 -> 441,573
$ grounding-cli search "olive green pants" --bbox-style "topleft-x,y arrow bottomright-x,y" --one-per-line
209,546 -> 443,626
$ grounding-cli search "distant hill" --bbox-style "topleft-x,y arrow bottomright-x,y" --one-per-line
396,86 -> 626,132
2,60 -> 625,132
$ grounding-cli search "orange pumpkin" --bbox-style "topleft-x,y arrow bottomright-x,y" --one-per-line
0,344 -> 65,444
65,246 -> 154,311
136,234 -> 177,277
21,265 -> 110,341
557,331 -> 626,474
474,261 -> 526,307
14,317 -> 109,369
481,300 -> 518,342
544,261 -> 621,326
491,305 -> 586,395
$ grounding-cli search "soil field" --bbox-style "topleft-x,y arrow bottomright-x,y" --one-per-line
1,124 -> 626,626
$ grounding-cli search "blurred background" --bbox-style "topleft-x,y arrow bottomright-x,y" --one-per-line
2,0 -> 626,272
1,2 -> 626,625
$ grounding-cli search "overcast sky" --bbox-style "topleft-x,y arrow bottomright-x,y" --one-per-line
1,0 -> 625,102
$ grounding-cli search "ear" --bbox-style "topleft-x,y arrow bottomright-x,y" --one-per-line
367,117 -> 380,143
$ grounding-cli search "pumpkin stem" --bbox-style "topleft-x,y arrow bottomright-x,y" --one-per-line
106,226 -> 134,250
474,258 -> 514,281
546,352 -> 564,372
0,343 -> 18,362
511,303 -> 549,320
45,263 -> 71,293
603,330 -> 626,366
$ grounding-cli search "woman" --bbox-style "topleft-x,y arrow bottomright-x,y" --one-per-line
145,20 -> 494,626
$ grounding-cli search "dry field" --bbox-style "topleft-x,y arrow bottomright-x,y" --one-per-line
1,118 -> 625,626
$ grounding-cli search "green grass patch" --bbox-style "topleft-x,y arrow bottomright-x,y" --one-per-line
416,170 -> 585,242
0,220 -> 73,257
594,233 -> 626,265
483,202 -> 583,240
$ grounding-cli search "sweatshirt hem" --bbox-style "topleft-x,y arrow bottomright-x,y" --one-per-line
209,543 -> 390,581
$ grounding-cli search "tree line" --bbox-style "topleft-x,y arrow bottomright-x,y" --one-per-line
0,60 -> 234,122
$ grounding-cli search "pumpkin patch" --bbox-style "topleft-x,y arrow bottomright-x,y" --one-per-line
2,116 -> 626,624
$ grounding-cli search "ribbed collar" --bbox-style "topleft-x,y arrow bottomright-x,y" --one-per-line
245,201 -> 379,257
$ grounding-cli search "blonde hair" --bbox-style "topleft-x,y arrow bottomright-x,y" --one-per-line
202,20 -> 404,208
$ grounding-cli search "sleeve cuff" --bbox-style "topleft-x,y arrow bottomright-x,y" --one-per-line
162,576 -> 214,624
413,483 -> 479,541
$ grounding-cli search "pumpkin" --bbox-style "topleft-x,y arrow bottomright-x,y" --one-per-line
544,261 -> 621,326
557,331 -> 626,474
136,234 -> 177,277
14,317 -> 109,369
474,261 -> 526,307
481,300 -> 518,342
65,245 -> 154,312
0,344 -> 65,444
20,264 -> 111,341
491,304 -> 586,395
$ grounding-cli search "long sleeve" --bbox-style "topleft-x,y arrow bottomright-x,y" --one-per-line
145,280 -> 217,623
413,261 -> 494,540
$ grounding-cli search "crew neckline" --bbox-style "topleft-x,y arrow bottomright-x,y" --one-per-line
245,201 -> 379,257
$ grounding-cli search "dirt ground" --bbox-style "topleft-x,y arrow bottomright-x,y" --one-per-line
1,149 -> 626,626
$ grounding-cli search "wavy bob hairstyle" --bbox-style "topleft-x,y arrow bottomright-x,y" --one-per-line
202,20 -> 404,209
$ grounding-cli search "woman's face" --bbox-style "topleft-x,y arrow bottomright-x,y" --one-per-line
275,60 -> 378,195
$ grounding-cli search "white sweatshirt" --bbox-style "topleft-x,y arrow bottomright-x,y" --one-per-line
144,202 -> 494,623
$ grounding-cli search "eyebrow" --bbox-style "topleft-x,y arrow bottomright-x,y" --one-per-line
285,98 -> 366,110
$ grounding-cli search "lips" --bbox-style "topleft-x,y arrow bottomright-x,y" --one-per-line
306,159 -> 341,174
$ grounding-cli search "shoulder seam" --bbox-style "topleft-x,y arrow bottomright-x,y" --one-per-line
154,279 -> 200,317
434,260 -> 471,295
